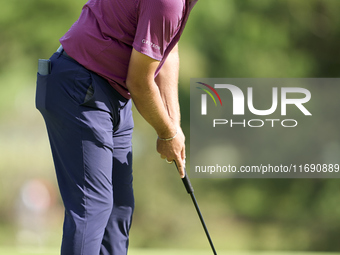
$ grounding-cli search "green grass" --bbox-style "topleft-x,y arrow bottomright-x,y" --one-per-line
0,247 -> 339,255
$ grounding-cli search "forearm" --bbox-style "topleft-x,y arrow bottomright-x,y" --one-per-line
126,48 -> 186,177
126,49 -> 177,138
155,44 -> 181,127
128,79 -> 177,138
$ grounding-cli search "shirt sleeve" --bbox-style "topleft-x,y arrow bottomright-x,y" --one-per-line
132,0 -> 184,61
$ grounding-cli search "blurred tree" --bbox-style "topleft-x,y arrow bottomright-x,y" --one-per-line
181,0 -> 340,251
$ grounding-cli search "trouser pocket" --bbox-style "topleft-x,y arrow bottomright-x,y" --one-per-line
35,73 -> 48,113
73,69 -> 94,106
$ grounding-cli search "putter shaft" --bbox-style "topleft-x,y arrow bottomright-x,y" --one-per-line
176,164 -> 217,255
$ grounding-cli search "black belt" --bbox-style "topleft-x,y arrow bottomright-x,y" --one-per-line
57,45 -> 73,60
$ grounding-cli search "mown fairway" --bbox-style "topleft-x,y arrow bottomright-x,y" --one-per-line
0,247 -> 337,255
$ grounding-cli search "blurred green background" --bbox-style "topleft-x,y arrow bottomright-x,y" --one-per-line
1,0 -> 340,253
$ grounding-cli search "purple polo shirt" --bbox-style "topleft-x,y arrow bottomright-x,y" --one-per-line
60,0 -> 198,99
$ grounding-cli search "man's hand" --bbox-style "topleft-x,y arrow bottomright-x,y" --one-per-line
157,127 -> 186,178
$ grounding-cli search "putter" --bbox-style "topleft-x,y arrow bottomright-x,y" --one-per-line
175,162 -> 217,255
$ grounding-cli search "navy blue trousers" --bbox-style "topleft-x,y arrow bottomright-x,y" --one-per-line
36,52 -> 134,255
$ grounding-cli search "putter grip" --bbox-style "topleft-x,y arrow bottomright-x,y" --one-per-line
182,172 -> 194,194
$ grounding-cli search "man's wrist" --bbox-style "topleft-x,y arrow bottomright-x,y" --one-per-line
158,127 -> 179,141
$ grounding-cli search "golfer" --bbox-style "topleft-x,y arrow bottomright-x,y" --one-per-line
35,0 -> 197,254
